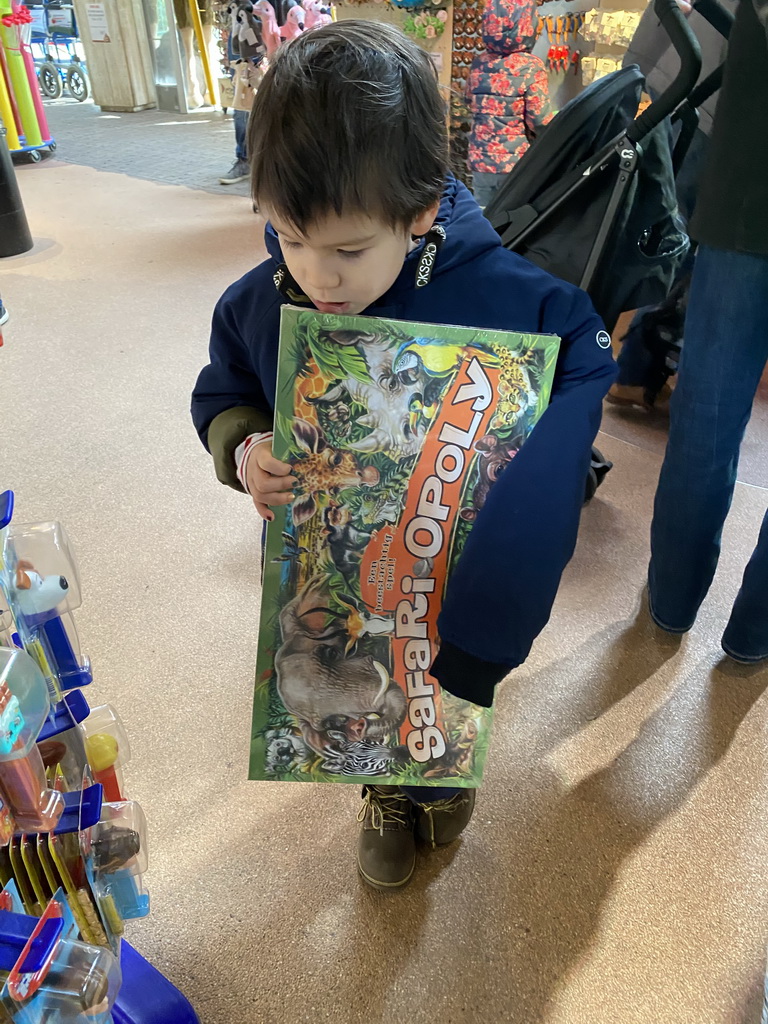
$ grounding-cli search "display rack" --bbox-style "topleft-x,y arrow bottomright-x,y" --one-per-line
0,0 -> 56,161
0,489 -> 199,1023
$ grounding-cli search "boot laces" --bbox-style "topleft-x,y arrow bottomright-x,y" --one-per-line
358,788 -> 411,835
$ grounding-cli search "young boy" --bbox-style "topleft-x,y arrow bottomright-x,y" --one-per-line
191,21 -> 616,892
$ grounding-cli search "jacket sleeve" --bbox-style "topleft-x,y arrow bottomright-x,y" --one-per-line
432,286 -> 617,706
523,66 -> 553,135
191,293 -> 274,491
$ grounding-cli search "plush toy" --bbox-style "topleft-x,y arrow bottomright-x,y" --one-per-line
280,4 -> 304,39
303,0 -> 331,29
254,0 -> 281,55
229,0 -> 264,61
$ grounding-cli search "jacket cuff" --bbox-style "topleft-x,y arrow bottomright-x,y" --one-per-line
430,641 -> 509,708
207,406 -> 273,491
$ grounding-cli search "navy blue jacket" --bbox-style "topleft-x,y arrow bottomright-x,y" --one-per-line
192,176 -> 617,706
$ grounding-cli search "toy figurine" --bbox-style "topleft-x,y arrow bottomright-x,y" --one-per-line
11,563 -> 68,622
91,826 -> 141,875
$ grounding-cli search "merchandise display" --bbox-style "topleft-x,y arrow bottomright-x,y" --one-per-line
0,0 -> 55,160
0,490 -> 199,1023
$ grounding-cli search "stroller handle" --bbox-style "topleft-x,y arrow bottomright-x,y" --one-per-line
627,0 -> 702,143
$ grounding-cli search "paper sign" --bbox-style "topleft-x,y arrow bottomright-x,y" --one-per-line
85,2 -> 110,43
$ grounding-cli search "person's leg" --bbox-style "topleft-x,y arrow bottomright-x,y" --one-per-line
723,507 -> 768,661
220,109 -> 250,183
233,108 -> 248,162
649,246 -> 768,632
472,171 -> 504,211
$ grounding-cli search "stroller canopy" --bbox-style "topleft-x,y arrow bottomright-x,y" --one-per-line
485,65 -> 688,328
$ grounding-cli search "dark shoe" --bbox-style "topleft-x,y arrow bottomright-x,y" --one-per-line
357,786 -> 416,892
722,641 -> 768,665
0,300 -> 8,327
219,159 -> 249,185
415,789 -> 476,848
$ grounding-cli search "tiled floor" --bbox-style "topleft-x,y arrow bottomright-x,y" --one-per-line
2,141 -> 767,1024
34,95 -> 251,196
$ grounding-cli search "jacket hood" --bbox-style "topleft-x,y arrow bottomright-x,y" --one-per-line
482,0 -> 538,55
264,175 -> 502,308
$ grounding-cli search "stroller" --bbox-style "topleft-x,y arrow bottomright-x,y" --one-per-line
484,0 -> 729,500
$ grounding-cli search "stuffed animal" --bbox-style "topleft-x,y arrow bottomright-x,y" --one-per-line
280,4 -> 304,39
229,0 -> 264,61
254,0 -> 281,55
303,0 -> 331,29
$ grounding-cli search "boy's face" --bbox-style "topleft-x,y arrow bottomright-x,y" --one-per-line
268,206 -> 439,316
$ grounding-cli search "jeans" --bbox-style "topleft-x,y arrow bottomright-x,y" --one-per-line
472,171 -> 505,211
234,108 -> 248,162
649,245 -> 768,660
401,786 -> 461,804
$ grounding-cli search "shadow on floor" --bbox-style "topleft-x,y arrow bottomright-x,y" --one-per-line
485,626 -> 768,1022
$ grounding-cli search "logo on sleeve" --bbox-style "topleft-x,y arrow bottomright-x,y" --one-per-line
596,330 -> 611,349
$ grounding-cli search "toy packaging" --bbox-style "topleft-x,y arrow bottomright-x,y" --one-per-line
250,307 -> 559,786
0,490 -> 197,1022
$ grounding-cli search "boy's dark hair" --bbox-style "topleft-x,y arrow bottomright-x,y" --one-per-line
248,21 -> 449,232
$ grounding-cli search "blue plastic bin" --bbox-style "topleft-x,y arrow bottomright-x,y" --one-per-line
113,941 -> 200,1024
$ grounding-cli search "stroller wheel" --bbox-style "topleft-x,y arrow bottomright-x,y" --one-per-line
38,62 -> 63,100
66,64 -> 89,102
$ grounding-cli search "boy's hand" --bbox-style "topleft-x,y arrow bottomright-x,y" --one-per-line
245,444 -> 297,521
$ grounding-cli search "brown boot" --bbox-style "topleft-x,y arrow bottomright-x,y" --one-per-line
606,382 -> 672,411
414,789 -> 477,849
357,786 -> 416,892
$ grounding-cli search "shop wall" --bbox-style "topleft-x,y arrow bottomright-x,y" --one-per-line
335,1 -> 455,95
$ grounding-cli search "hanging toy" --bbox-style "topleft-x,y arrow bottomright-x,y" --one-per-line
303,0 -> 330,29
253,0 -> 281,55
230,1 -> 264,61
280,4 -> 304,39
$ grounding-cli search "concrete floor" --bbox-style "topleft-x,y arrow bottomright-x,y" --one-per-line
2,156 -> 768,1024
37,95 -> 251,196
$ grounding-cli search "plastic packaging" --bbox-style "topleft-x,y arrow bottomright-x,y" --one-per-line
81,706 -> 132,804
0,647 -> 63,832
4,521 -> 82,617
86,802 -> 149,922
1,521 -> 92,695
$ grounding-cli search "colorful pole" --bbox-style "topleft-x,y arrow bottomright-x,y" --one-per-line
187,0 -> 217,106
13,2 -> 50,141
0,26 -> 22,135
0,43 -> 19,149
0,5 -> 42,148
